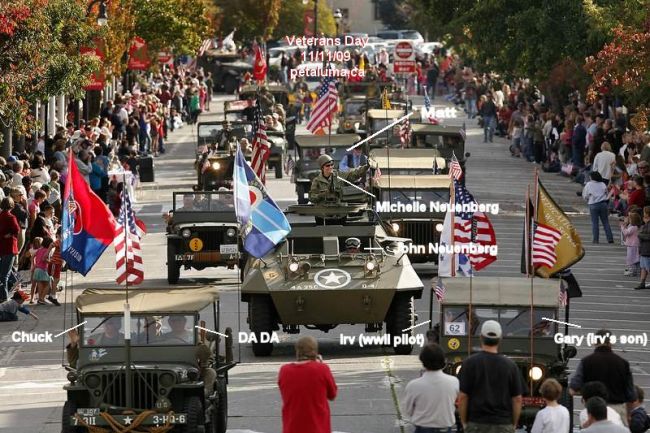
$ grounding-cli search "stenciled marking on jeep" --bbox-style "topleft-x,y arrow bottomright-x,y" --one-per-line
313,268 -> 352,289
447,338 -> 460,351
89,348 -> 108,361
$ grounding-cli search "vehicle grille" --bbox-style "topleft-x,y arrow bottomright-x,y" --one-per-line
400,221 -> 439,253
197,231 -> 226,250
98,370 -> 161,409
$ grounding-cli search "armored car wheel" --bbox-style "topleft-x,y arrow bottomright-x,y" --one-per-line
61,401 -> 79,433
387,294 -> 414,355
250,295 -> 274,356
167,243 -> 180,284
183,396 -> 204,433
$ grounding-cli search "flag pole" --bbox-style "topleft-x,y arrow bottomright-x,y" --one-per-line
468,215 -> 474,357
121,172 -> 133,409
530,170 -> 540,396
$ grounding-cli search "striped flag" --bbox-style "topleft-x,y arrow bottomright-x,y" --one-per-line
424,87 -> 431,111
532,221 -> 562,268
453,180 -> 497,271
306,77 -> 338,134
284,155 -> 295,175
197,38 -> 213,57
114,187 -> 146,285
250,97 -> 270,183
558,279 -> 568,307
399,117 -> 410,148
433,278 -> 446,302
449,155 -> 463,180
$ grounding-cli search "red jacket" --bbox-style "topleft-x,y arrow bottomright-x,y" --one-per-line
0,210 -> 20,255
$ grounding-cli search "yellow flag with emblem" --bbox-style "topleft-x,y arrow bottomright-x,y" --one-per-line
358,55 -> 365,71
381,88 -> 391,109
535,179 -> 584,277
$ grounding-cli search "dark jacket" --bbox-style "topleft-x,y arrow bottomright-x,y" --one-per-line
572,123 -> 587,149
639,222 -> 650,257
570,346 -> 635,404
630,406 -> 650,433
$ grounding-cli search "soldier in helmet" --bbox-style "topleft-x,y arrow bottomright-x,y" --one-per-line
216,120 -> 233,149
309,154 -> 371,205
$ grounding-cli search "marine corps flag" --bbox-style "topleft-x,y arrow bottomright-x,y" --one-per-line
534,179 -> 584,277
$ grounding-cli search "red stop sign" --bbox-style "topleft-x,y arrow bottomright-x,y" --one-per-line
395,41 -> 413,59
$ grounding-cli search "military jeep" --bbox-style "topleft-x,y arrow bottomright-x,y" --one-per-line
372,174 -> 450,264
432,277 -> 576,432
410,123 -> 470,176
338,96 -> 371,134
166,192 -> 242,284
61,286 -> 236,433
366,109 -> 410,148
241,204 -> 424,356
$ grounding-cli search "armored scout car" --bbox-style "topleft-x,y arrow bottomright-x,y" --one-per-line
241,204 -> 425,356
62,286 -> 236,433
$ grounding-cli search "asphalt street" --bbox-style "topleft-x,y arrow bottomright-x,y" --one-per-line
0,93 -> 648,433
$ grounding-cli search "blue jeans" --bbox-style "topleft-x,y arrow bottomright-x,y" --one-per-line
0,254 -> 16,302
572,144 -> 584,167
589,201 -> 613,243
465,98 -> 476,118
483,115 -> 495,142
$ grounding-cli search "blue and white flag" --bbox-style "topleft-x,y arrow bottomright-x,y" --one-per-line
233,146 -> 291,258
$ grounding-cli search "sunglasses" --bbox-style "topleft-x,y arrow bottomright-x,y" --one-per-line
324,163 -> 334,168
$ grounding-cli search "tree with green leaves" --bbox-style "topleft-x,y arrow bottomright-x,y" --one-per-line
272,0 -> 336,40
216,0 -> 282,41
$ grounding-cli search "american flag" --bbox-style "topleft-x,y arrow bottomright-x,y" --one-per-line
532,221 -> 562,268
453,180 -> 497,271
306,77 -> 338,134
250,96 -> 270,183
449,155 -> 463,180
424,87 -> 431,111
433,278 -> 446,302
558,279 -> 568,307
399,117 -> 410,148
284,155 -> 295,175
114,187 -> 146,285
197,38 -> 213,57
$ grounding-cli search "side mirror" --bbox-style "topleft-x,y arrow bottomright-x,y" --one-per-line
562,345 -> 577,359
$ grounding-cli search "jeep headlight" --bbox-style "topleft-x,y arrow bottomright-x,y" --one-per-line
391,223 -> 400,233
364,255 -> 379,274
288,261 -> 299,272
181,228 -> 192,238
84,374 -> 100,389
454,363 -> 462,375
226,228 -> 236,237
212,162 -> 221,170
186,368 -> 199,382
344,121 -> 352,129
529,366 -> 544,381
159,372 -> 175,387
287,260 -> 310,278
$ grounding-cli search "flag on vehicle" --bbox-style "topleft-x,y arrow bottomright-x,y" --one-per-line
534,179 -> 584,277
114,186 -> 146,285
453,180 -> 497,271
233,146 -> 291,258
433,278 -> 446,302
558,279 -> 568,307
252,44 -> 267,82
399,117 -> 410,148
61,149 -> 116,276
449,155 -> 463,180
424,87 -> 431,111
381,88 -> 391,110
222,29 -> 236,51
532,221 -> 562,269
306,77 -> 338,134
197,38 -> 213,57
250,96 -> 270,184
284,155 -> 295,175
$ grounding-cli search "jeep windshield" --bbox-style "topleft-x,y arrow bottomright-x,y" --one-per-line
299,147 -> 349,161
173,192 -> 235,212
344,101 -> 366,116
381,189 -> 450,205
197,124 -> 253,150
442,307 -> 556,338
83,314 -> 197,347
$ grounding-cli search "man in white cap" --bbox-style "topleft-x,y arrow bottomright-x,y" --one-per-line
458,320 -> 524,433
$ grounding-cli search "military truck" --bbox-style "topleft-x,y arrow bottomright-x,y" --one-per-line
198,50 -> 252,94
366,109 -> 410,148
165,192 -> 242,284
410,123 -> 469,175
241,204 -> 424,356
372,174 -> 450,264
291,134 -> 365,204
195,121 -> 249,191
338,95 -> 369,134
432,277 -> 577,432
61,286 -> 236,433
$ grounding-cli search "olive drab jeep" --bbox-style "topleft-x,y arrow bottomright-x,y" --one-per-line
409,123 -> 470,177
366,109 -> 409,148
61,287 -> 236,433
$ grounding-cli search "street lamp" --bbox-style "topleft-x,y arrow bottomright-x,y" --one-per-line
87,0 -> 108,26
333,8 -> 342,37
302,0 -> 318,36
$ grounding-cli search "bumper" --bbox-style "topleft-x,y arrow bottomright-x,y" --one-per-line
71,412 -> 187,428
175,251 -> 239,265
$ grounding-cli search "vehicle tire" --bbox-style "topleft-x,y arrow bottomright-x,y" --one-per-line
215,377 -> 228,433
167,243 -> 180,284
296,184 -> 308,205
387,294 -> 414,355
183,396 -> 204,433
558,384 -> 574,433
275,161 -> 283,179
61,401 -> 79,433
250,295 -> 274,356
223,76 -> 238,95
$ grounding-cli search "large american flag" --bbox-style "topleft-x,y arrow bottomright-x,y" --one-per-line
114,187 -> 146,285
433,278 -> 446,302
532,221 -> 562,268
449,155 -> 463,180
453,180 -> 497,271
250,96 -> 270,183
306,77 -> 338,134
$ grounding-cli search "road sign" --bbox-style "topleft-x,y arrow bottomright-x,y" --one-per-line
393,40 -> 415,74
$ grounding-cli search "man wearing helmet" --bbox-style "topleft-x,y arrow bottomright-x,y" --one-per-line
309,154 -> 370,205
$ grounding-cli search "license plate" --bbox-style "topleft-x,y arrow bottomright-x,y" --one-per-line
220,244 -> 238,254
522,396 -> 546,406
76,408 -> 99,416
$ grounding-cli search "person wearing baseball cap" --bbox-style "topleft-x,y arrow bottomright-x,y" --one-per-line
458,320 -> 525,433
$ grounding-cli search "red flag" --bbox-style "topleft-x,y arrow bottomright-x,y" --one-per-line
253,46 -> 267,82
